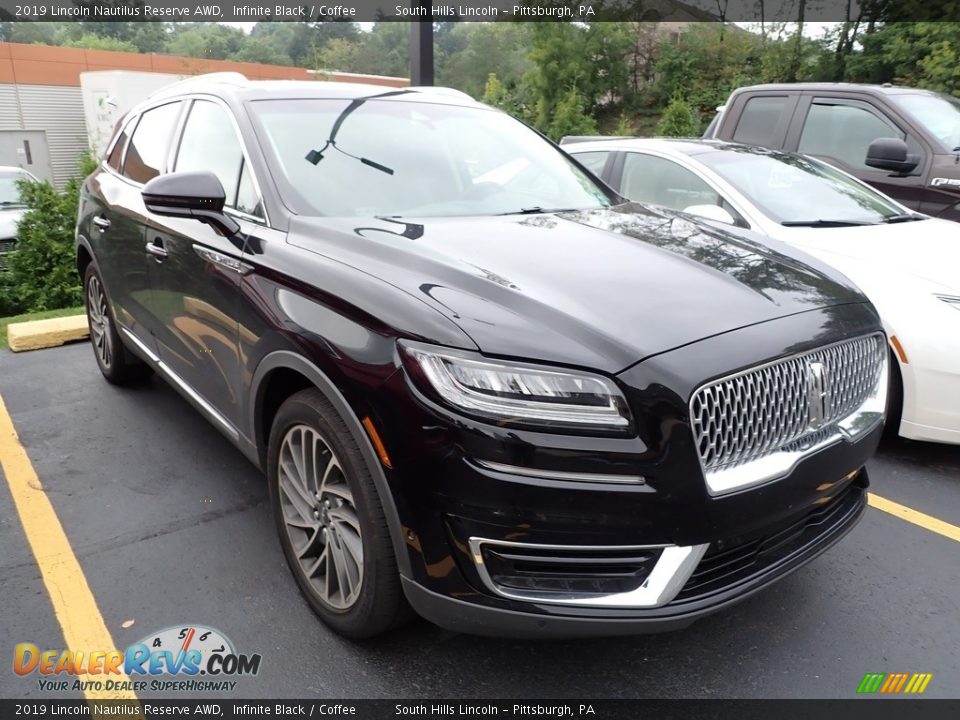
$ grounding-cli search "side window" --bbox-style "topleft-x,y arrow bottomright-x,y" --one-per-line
620,153 -> 720,212
123,102 -> 182,184
175,100 -> 249,211
106,126 -> 129,171
732,96 -> 789,148
798,101 -> 905,170
573,151 -> 610,178
235,161 -> 262,217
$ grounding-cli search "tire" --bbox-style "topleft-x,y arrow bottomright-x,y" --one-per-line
83,263 -> 152,385
883,348 -> 904,442
268,388 -> 412,639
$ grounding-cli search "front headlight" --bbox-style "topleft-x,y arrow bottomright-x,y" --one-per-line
399,340 -> 633,433
937,295 -> 960,311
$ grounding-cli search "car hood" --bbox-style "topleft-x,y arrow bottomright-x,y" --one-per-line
779,218 -> 960,294
0,208 -> 25,240
288,204 -> 867,372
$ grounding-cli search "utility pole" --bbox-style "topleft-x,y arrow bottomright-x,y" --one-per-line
410,17 -> 434,86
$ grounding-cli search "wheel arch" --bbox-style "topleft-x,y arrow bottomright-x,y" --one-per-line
249,350 -> 412,577
76,236 -> 94,280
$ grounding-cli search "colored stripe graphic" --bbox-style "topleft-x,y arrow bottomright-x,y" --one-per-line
858,672 -> 933,694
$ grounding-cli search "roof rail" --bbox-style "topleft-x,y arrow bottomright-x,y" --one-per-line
408,86 -> 474,100
148,72 -> 249,97
559,135 -> 632,145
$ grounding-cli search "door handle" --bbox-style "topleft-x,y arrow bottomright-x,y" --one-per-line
145,239 -> 169,261
92,216 -> 111,232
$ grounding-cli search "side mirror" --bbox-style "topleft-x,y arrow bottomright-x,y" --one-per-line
141,171 -> 240,237
865,137 -> 919,175
683,204 -> 736,225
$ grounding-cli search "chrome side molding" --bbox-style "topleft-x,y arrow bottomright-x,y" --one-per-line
119,327 -> 239,441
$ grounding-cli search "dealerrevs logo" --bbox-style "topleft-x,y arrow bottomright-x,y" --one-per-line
14,625 -> 261,693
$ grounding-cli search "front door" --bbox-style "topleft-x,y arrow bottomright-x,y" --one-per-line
142,98 -> 264,430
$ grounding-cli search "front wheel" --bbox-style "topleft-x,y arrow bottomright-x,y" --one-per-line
84,264 -> 151,385
267,388 -> 411,638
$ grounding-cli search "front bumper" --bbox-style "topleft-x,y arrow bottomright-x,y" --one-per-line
400,471 -> 867,637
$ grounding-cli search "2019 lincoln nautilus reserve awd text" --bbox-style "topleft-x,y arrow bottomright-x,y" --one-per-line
76,74 -> 888,638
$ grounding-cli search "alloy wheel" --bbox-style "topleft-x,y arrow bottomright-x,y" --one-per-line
277,424 -> 364,610
86,275 -> 113,369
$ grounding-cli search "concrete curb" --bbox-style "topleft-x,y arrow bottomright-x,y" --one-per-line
7,315 -> 88,352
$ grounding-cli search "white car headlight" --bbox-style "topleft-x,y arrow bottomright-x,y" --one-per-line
937,295 -> 960,311
399,341 -> 633,433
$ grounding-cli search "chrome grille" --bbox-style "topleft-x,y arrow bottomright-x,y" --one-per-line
690,334 -> 885,474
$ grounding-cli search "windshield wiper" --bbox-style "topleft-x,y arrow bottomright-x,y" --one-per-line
781,219 -> 878,228
881,213 -> 927,224
501,207 -> 581,215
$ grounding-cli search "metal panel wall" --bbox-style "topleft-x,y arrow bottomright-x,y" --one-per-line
0,86 -> 22,131
12,84 -> 87,189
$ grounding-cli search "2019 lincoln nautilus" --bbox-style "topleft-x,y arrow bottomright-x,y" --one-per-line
75,74 -> 888,638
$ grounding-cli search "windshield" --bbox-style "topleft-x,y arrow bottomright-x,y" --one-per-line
892,92 -> 960,150
698,147 -> 905,224
0,172 -> 28,208
248,97 -> 613,218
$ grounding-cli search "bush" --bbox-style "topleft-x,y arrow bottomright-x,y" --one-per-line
655,96 -> 701,137
547,86 -> 598,142
1,153 -> 97,314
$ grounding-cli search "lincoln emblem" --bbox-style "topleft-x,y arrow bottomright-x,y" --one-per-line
807,361 -> 831,430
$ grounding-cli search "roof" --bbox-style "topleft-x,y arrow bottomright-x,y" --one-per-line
144,73 -> 479,107
0,41 -> 408,89
564,137 -> 749,157
730,82 -> 942,97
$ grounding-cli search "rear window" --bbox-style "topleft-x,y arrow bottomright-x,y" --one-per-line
123,102 -> 181,184
732,96 -> 788,148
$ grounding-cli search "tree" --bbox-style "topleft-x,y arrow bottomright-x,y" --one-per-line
845,23 -> 960,95
167,23 -> 246,61
655,96 -> 700,137
62,34 -> 139,53
547,87 -> 598,142
4,154 -> 98,313
653,24 -> 762,115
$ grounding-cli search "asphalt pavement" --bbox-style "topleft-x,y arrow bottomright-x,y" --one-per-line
1,342 -> 957,700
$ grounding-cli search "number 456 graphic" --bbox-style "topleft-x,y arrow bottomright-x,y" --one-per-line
857,673 -> 933,694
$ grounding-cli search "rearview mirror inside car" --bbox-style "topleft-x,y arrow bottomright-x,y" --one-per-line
683,204 -> 736,225
141,171 -> 241,237
865,137 -> 919,175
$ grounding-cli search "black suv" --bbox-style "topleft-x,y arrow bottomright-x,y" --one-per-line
77,74 -> 887,638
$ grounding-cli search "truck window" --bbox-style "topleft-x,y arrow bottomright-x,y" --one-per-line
732,96 -> 788,148
798,101 -> 904,170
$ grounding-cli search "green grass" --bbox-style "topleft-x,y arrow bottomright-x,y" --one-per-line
0,306 -> 85,350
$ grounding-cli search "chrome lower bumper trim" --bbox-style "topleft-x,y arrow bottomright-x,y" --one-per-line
474,459 -> 645,485
468,537 -> 709,609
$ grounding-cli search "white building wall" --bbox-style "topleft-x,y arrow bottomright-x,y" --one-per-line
0,83 -> 88,189
17,85 -> 87,189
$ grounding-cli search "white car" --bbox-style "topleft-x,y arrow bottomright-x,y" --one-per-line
0,166 -> 36,268
565,138 -> 960,445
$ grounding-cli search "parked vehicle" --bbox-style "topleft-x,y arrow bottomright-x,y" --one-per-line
76,75 -> 887,639
564,137 -> 959,445
704,83 -> 960,222
0,166 -> 36,272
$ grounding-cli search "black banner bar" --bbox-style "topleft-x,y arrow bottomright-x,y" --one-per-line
0,0 -> 958,23
2,700 -> 960,720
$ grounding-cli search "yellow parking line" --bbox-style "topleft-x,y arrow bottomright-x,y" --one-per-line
0,394 -> 136,700
869,493 -> 960,543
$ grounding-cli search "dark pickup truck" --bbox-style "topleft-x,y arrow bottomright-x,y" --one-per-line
705,83 -> 960,221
